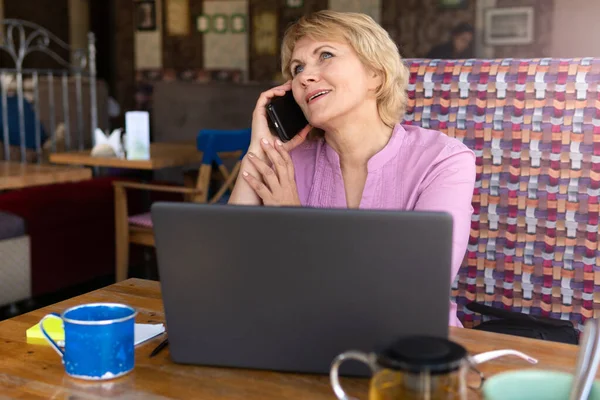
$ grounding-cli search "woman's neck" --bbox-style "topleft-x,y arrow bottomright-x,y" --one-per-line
323,111 -> 394,169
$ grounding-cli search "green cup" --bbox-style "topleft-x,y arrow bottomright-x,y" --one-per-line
483,370 -> 600,400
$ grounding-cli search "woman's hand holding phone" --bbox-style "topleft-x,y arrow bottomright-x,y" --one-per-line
229,82 -> 311,206
251,81 -> 310,156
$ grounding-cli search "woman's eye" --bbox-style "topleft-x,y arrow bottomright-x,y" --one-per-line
321,51 -> 333,60
292,65 -> 304,76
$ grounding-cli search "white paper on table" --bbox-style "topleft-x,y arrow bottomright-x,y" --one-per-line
135,323 -> 165,346
125,111 -> 151,160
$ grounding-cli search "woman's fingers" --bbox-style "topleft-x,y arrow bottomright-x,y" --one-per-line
282,124 -> 311,152
246,151 -> 280,191
253,81 -> 293,112
241,170 -> 273,203
260,138 -> 289,183
275,139 -> 296,182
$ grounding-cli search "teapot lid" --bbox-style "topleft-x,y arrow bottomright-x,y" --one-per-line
376,336 -> 467,374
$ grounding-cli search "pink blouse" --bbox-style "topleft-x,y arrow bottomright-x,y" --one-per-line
290,123 -> 476,327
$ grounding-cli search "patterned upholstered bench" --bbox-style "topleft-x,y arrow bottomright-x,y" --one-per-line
403,58 -> 600,332
0,211 -> 30,307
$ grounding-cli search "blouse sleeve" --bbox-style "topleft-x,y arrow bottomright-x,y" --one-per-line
413,145 -> 476,283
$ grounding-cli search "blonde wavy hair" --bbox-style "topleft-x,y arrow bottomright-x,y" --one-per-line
281,10 -> 409,129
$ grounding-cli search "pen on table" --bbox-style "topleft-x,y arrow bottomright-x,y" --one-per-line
149,338 -> 169,358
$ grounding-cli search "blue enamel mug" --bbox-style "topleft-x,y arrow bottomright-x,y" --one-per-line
39,303 -> 137,380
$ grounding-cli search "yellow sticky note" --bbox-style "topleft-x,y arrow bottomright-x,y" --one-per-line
26,315 -> 64,346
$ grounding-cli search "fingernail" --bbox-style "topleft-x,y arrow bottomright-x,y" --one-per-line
261,138 -> 270,146
276,139 -> 283,146
248,152 -> 254,158
242,171 -> 249,177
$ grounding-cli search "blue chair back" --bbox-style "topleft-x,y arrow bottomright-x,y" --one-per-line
196,128 -> 251,165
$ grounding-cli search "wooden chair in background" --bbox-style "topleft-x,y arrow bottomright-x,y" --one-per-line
113,128 -> 251,282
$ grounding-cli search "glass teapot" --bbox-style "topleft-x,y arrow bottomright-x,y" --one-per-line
330,335 -> 538,400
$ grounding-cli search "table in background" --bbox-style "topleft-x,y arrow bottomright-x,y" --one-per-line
0,279 -> 588,399
0,161 -> 91,190
49,142 -> 203,170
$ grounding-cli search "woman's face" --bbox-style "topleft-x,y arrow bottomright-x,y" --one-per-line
453,32 -> 473,53
289,36 -> 381,129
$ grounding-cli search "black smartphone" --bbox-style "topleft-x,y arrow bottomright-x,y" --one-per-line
266,90 -> 309,142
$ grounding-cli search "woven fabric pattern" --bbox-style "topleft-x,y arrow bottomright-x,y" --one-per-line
402,58 -> 600,331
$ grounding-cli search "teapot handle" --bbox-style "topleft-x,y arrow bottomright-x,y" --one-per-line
470,349 -> 538,365
330,351 -> 377,400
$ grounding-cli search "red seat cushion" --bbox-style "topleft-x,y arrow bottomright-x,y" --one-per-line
0,177 -> 122,296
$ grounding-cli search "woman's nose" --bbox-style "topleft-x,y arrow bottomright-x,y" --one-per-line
299,66 -> 320,87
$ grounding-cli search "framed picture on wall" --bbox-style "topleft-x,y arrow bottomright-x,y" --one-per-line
286,0 -> 304,8
166,0 -> 190,36
196,15 -> 210,33
231,14 -> 247,34
484,7 -> 534,45
211,14 -> 228,34
438,0 -> 469,9
135,1 -> 157,31
252,11 -> 278,56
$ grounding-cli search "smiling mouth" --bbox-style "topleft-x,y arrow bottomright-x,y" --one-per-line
308,90 -> 331,103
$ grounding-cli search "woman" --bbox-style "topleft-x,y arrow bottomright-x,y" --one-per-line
228,11 -> 475,327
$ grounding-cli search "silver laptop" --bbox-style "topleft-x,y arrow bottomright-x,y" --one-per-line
151,202 -> 453,375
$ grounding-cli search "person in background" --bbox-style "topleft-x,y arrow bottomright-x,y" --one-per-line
426,22 -> 474,59
228,11 -> 476,327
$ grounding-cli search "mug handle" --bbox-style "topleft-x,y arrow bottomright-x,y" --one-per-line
330,351 -> 377,400
39,313 -> 65,357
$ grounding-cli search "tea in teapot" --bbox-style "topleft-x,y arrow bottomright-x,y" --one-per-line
330,335 -> 537,400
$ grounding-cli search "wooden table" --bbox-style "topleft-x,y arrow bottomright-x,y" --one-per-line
0,161 -> 92,190
0,279 -> 586,399
49,142 -> 203,170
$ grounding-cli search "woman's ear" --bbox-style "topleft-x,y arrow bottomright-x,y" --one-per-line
368,69 -> 384,92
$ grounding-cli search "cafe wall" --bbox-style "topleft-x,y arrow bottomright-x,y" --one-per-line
122,0 -> 476,111
0,0 -> 70,69
126,0 -> 478,95
117,0 -> 565,114
492,0 -> 555,59
380,0 -> 476,58
549,0 -> 600,58
130,0 -> 381,110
